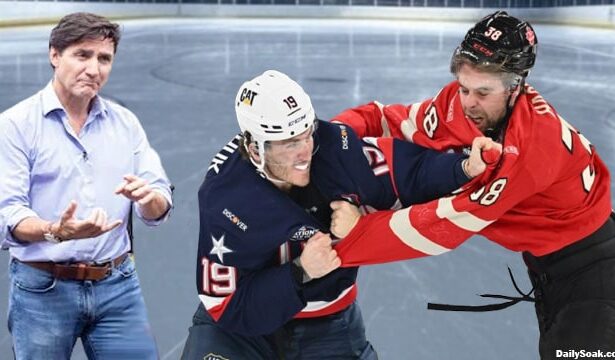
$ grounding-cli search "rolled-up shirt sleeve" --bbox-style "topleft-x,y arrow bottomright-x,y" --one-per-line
130,112 -> 173,226
0,115 -> 39,248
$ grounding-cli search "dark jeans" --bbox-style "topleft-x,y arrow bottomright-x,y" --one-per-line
181,301 -> 377,360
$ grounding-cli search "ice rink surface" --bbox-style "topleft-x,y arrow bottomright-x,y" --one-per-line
0,17 -> 614,359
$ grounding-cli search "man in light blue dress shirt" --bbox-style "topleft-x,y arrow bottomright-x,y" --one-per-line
0,13 -> 173,359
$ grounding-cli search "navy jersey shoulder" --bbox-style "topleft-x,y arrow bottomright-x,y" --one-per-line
313,120 -> 470,207
311,121 -> 398,209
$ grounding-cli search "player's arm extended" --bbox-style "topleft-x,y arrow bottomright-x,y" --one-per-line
333,149 -> 536,267
363,135 -> 499,206
332,100 -> 413,139
333,81 -> 480,151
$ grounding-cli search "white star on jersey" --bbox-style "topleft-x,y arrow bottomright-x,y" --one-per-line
210,234 -> 233,263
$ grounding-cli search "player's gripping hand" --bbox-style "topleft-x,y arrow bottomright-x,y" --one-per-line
299,232 -> 341,279
464,136 -> 502,178
330,200 -> 361,239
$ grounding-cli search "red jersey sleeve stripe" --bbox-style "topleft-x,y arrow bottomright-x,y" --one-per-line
336,210 -> 431,266
372,101 -> 392,137
399,103 -> 421,141
436,197 -> 494,232
390,206 -> 452,256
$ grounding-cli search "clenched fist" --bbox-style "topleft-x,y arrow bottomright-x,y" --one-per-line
299,232 -> 341,279
330,200 -> 361,239
464,136 -> 502,178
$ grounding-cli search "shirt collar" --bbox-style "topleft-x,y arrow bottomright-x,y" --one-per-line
41,81 -> 64,117
89,95 -> 107,119
41,80 -> 109,119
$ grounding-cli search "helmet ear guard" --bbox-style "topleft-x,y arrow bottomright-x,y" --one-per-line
455,11 -> 538,77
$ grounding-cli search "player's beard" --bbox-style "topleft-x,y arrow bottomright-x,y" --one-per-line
464,98 -> 509,135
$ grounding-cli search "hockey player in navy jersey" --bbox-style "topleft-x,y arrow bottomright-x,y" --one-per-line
180,70 -> 498,360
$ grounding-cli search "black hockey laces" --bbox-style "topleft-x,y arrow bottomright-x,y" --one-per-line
427,267 -> 535,312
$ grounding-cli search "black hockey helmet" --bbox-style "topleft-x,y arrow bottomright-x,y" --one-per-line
454,11 -> 538,77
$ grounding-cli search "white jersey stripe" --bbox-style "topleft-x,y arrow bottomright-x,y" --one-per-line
199,294 -> 225,310
400,103 -> 421,141
279,242 -> 290,264
301,285 -> 354,312
436,197 -> 493,232
374,101 -> 391,137
200,286 -> 356,314
389,207 -> 451,256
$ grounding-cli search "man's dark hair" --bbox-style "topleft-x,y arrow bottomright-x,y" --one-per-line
49,12 -> 121,56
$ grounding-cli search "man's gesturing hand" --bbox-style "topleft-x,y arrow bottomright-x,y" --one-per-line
49,200 -> 122,241
114,174 -> 156,205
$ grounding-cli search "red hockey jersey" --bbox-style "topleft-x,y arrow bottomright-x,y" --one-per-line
333,81 -> 612,264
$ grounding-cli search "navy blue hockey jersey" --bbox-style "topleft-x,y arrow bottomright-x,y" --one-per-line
196,121 -> 469,336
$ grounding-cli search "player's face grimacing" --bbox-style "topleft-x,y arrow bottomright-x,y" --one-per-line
457,63 -> 511,134
264,126 -> 315,190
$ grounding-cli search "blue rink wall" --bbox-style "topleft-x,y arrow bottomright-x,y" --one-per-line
1,6 -> 615,360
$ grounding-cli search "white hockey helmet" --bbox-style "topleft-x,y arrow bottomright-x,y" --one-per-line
236,70 -> 315,145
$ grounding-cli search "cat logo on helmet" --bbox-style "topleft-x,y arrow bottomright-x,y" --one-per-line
239,88 -> 258,106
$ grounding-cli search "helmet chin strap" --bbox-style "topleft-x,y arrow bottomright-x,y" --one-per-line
261,164 -> 291,187
245,140 -> 293,187
245,126 -> 319,188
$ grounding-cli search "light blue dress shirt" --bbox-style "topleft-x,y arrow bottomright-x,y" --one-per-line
0,81 -> 173,262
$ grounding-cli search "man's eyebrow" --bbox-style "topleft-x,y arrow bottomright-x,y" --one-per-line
74,49 -> 94,56
459,83 -> 493,92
